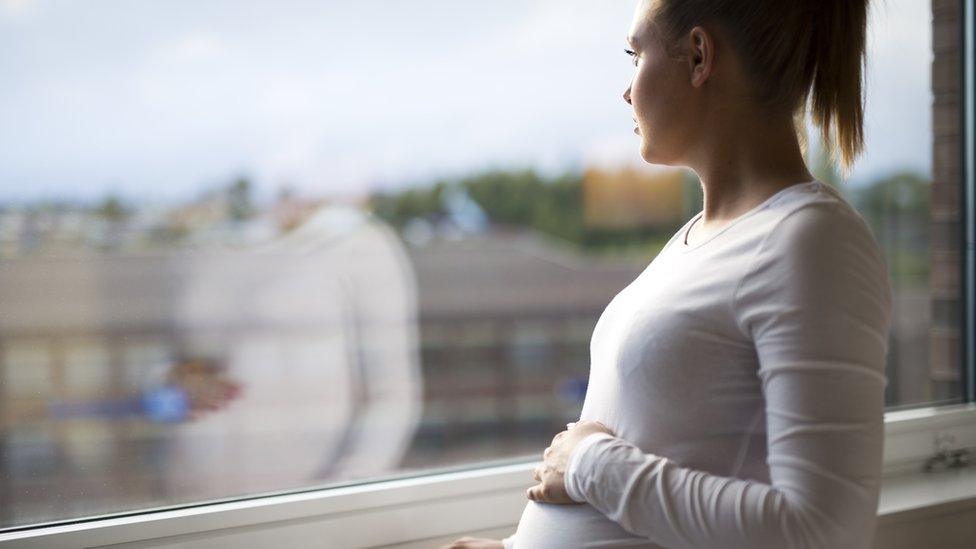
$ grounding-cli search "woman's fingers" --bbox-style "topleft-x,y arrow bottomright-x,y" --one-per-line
532,466 -> 542,482
526,483 -> 558,503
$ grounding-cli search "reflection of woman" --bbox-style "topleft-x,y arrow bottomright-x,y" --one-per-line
164,206 -> 422,501
449,1 -> 890,548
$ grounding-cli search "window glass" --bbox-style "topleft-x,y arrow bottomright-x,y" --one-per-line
0,0 -> 964,529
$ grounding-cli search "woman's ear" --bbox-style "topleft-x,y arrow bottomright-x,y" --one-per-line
687,25 -> 713,88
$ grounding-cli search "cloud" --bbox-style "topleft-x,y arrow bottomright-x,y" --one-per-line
0,0 -> 939,201
152,30 -> 226,64
0,0 -> 37,21
492,0 -> 633,52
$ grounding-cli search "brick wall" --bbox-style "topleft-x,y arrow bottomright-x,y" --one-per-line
929,0 -> 963,400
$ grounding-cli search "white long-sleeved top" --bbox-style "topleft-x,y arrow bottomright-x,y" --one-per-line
502,180 -> 892,549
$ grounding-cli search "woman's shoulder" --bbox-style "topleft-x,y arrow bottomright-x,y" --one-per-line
758,181 -> 880,254
733,181 -> 893,340
739,181 -> 891,307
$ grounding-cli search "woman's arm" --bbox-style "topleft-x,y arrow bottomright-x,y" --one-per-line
563,203 -> 893,549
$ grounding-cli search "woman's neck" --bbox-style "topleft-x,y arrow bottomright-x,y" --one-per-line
686,110 -> 815,226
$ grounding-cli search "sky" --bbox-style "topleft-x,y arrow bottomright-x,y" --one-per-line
0,0 -> 935,204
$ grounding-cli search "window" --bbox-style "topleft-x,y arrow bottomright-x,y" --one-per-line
0,0 -> 972,539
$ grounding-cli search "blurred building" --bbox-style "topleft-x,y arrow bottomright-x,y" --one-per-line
401,228 -> 650,464
928,0 -> 962,403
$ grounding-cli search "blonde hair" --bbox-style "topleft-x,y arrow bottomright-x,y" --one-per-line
648,0 -> 869,176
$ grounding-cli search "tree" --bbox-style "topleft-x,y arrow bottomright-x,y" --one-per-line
227,177 -> 254,221
95,195 -> 129,222
855,171 -> 931,288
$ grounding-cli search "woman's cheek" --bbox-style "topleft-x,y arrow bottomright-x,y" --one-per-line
632,70 -> 654,128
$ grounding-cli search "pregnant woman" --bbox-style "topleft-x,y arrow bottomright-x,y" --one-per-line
445,0 -> 890,547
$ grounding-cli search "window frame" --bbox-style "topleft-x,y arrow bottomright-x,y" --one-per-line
1,0 -> 975,546
0,405 -> 973,548
965,0 -> 976,404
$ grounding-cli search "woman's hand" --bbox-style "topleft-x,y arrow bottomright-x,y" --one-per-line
438,536 -> 503,548
168,359 -> 243,420
526,420 -> 615,504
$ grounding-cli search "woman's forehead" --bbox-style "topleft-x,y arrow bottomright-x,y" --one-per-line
628,0 -> 658,45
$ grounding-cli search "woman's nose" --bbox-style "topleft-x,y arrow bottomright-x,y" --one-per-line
623,85 -> 632,105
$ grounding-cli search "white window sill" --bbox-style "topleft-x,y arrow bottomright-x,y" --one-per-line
879,467 -> 976,523
1,404 -> 975,548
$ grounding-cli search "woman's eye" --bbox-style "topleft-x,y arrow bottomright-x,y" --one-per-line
624,49 -> 639,67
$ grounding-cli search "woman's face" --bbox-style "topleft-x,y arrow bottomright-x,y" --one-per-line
625,1 -> 699,165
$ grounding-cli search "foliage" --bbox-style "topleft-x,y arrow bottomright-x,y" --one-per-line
853,171 -> 931,288
853,171 -> 930,226
371,181 -> 449,231
369,168 -> 677,253
227,177 -> 255,221
369,166 -> 933,267
93,195 -> 130,222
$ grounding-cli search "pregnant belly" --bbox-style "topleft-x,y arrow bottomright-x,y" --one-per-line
510,501 -> 662,548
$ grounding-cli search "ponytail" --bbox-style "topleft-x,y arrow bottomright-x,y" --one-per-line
649,0 -> 871,176
807,0 -> 870,176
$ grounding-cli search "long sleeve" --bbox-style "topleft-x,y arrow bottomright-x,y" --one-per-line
326,223 -> 424,478
562,203 -> 893,549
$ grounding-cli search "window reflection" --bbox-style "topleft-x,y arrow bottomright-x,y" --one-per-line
2,204 -> 423,522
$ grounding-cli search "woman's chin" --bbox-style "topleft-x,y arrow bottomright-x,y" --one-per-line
639,143 -> 674,167
638,142 -> 654,163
